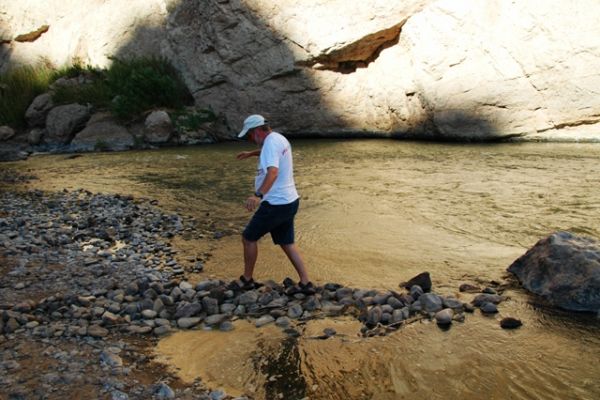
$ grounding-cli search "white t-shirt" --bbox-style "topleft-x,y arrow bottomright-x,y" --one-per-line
255,131 -> 299,205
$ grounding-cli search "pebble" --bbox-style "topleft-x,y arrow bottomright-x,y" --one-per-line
177,317 -> 202,329
500,317 -> 522,329
100,351 -> 124,368
287,304 -> 303,319
88,325 -> 109,338
480,302 -> 498,314
155,383 -> 175,399
255,315 -> 275,328
153,325 -> 171,336
275,317 -> 291,328
435,309 -> 454,325
219,321 -> 234,332
419,293 -> 443,313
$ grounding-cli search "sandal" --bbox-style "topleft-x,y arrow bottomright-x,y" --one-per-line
285,281 -> 316,296
299,281 -> 316,295
227,275 -> 261,291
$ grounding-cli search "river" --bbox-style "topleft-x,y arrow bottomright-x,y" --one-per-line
4,139 -> 600,399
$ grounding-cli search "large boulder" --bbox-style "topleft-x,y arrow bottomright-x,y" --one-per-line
508,231 -> 600,312
45,103 -> 91,144
25,93 -> 54,127
70,113 -> 134,152
0,125 -> 16,141
144,110 -> 173,144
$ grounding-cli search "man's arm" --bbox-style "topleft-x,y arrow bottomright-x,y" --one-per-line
236,149 -> 261,160
245,166 -> 278,211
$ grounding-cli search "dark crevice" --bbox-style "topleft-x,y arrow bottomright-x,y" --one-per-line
296,21 -> 405,74
14,25 -> 50,43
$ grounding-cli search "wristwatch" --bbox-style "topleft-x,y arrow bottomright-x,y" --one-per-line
254,191 -> 263,199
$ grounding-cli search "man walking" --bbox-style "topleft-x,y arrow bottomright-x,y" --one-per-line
231,114 -> 315,294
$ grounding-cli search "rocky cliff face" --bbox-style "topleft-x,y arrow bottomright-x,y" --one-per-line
2,0 -> 600,141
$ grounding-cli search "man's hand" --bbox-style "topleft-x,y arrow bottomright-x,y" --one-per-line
236,151 -> 258,160
245,195 -> 261,211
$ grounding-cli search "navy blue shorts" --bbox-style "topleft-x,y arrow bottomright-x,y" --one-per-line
243,199 -> 300,245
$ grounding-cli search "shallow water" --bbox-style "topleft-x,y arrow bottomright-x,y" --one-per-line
4,139 -> 600,399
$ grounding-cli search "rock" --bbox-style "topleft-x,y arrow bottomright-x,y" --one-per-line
401,272 -> 432,292
100,351 -> 123,368
202,297 -> 219,315
25,93 -> 54,127
419,293 -> 443,313
177,317 -> 201,329
174,302 -> 202,319
45,103 -> 91,144
442,297 -> 464,311
255,315 -> 275,327
238,291 -> 259,306
435,308 -> 454,325
210,390 -> 227,400
0,146 -> 28,162
472,294 -> 504,307
410,285 -> 424,300
287,303 -> 303,319
335,287 -> 353,300
275,316 -> 291,328
391,309 -> 405,323
500,317 -> 523,329
219,321 -> 234,332
387,296 -> 404,309
2,1 -> 599,142
480,302 -> 498,314
5,318 -> 20,333
204,314 -> 227,326
508,231 -> 600,312
0,125 -> 16,141
220,303 -> 237,314
459,283 -> 481,293
160,0 -> 600,141
153,325 -> 171,336
145,111 -> 173,144
155,382 -> 176,400
87,325 -> 109,338
482,287 -> 497,294
142,310 -> 158,319
366,306 -> 382,326
111,390 -> 129,400
70,114 -> 134,152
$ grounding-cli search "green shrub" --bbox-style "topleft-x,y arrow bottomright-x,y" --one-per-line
105,57 -> 192,119
0,59 -> 99,129
0,56 -> 193,129
173,108 -> 217,133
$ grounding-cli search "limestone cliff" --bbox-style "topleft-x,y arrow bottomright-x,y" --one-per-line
2,0 -> 599,141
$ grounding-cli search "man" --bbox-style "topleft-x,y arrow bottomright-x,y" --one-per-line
231,114 -> 315,295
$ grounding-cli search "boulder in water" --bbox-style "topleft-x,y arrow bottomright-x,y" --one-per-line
508,231 -> 600,312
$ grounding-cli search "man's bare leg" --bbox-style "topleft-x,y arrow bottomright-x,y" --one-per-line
242,236 -> 258,280
280,243 -> 310,284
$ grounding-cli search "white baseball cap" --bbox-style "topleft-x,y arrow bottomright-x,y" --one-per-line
238,114 -> 267,138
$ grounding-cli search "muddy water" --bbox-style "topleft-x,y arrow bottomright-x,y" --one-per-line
4,140 -> 600,399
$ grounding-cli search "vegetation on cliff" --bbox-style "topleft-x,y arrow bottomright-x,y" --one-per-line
0,57 -> 193,129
